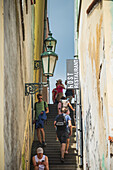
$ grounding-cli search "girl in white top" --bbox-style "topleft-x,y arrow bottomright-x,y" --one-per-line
32,147 -> 49,170
58,97 -> 75,115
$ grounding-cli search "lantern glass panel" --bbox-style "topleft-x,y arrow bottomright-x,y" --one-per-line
46,41 -> 56,52
49,55 -> 56,76
42,56 -> 48,74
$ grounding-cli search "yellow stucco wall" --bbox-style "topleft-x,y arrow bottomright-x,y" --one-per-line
21,1 -> 46,169
34,0 -> 45,93
0,0 -> 4,169
22,101 -> 32,170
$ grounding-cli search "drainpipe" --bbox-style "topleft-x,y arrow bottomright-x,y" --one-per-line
40,0 -> 47,94
74,0 -> 83,167
74,0 -> 78,57
74,0 -> 79,156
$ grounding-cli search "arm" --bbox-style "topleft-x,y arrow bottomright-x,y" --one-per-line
54,121 -> 56,128
68,102 -> 75,111
68,120 -> 72,136
72,89 -> 75,98
41,156 -> 49,170
60,84 -> 65,89
57,102 -> 61,114
46,107 -> 49,114
32,156 -> 38,169
45,102 -> 49,114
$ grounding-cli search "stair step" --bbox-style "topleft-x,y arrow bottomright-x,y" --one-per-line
30,104 -> 78,170
49,165 -> 77,170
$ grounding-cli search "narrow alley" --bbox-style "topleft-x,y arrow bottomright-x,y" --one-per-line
1,0 -> 113,170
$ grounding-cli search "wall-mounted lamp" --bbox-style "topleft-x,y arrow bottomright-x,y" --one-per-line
44,31 -> 57,52
25,31 -> 58,96
41,44 -> 58,77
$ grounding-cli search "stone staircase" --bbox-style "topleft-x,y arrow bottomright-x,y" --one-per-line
30,104 -> 78,170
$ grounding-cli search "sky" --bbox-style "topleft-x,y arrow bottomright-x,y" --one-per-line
47,0 -> 74,103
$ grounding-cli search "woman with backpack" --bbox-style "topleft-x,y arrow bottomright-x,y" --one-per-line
57,96 -> 75,153
54,108 -> 72,162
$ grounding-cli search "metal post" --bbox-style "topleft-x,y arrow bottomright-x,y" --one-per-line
40,0 -> 47,94
31,94 -> 33,132
47,75 -> 50,103
74,0 -> 83,167
75,89 -> 78,154
77,89 -> 83,167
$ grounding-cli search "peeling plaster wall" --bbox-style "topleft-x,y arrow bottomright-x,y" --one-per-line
0,0 -> 4,169
78,0 -> 113,169
4,1 -> 34,169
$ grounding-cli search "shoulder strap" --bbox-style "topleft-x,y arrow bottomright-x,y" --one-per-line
61,100 -> 63,110
44,101 -> 46,111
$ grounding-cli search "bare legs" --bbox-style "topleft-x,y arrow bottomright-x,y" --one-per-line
65,138 -> 70,153
61,143 -> 66,158
37,128 -> 45,143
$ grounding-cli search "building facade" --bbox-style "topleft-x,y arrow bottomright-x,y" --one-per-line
75,0 -> 113,169
0,0 -> 48,169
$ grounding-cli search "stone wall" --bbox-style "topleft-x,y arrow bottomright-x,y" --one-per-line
0,0 -> 4,169
4,1 -> 34,169
77,0 -> 113,169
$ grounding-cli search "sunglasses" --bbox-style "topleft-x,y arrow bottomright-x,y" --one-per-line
38,98 -> 42,100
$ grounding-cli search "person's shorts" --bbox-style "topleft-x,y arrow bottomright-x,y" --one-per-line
35,120 -> 44,129
66,128 -> 70,139
56,130 -> 68,144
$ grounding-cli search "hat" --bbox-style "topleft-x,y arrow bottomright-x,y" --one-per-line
57,79 -> 62,83
37,147 -> 43,154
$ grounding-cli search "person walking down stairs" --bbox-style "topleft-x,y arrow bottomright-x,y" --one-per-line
34,94 -> 49,147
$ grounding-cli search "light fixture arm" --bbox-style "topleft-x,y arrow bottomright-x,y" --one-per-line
25,82 -> 49,96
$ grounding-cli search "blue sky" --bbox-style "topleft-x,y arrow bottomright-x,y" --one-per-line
47,0 -> 74,103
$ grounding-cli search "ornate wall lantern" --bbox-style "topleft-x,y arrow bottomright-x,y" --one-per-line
25,31 -> 58,96
41,44 -> 58,77
44,31 -> 57,52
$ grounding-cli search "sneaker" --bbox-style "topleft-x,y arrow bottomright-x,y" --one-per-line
61,158 -> 64,163
65,150 -> 68,154
56,138 -> 59,141
38,142 -> 42,147
42,141 -> 47,147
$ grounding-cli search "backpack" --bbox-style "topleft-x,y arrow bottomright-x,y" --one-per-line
44,101 -> 47,112
56,114 -> 66,130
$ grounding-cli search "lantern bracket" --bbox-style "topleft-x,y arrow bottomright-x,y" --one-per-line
34,60 -> 42,70
25,82 -> 49,96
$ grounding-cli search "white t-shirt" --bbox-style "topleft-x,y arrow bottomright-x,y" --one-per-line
58,100 -> 70,114
61,99 -> 69,108
35,155 -> 45,170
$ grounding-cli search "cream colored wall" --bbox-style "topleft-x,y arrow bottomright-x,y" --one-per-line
103,1 -> 113,168
1,0 -> 47,169
4,1 -> 34,169
0,1 -> 4,170
103,1 -> 113,137
78,0 -> 113,169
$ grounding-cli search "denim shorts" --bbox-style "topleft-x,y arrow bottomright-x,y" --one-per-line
35,120 -> 44,129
